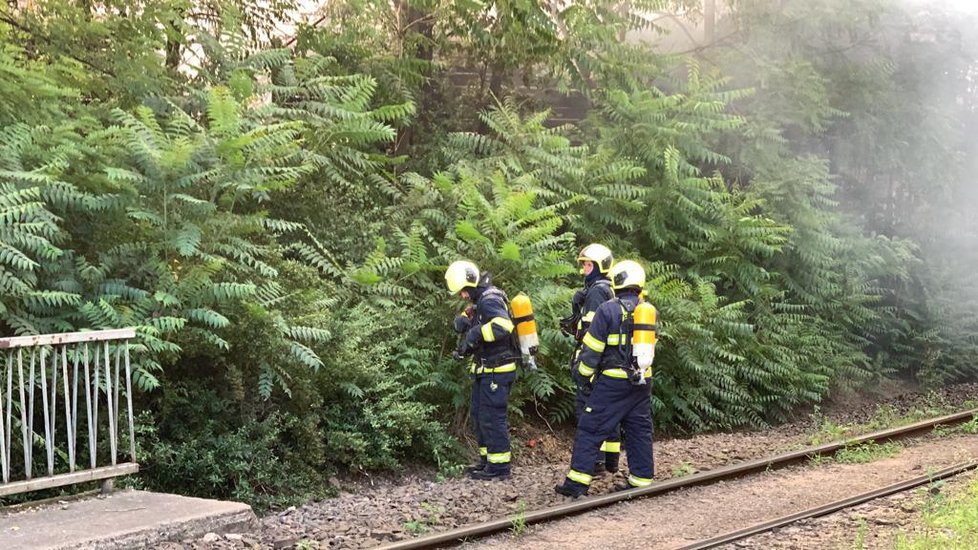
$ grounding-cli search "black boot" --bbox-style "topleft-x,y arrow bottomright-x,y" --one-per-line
465,458 -> 487,474
605,453 -> 620,475
470,466 -> 511,481
554,482 -> 588,498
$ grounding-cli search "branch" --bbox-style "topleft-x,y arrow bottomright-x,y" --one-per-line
0,8 -> 117,78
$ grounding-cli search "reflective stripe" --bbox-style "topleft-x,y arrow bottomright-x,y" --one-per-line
475,362 -> 517,374
582,311 -> 596,323
600,441 -> 621,453
606,334 -> 627,346
601,367 -> 652,379
482,317 -> 514,342
578,364 -> 595,377
567,469 -> 593,485
488,451 -> 511,464
628,474 -> 654,487
493,317 -> 515,332
479,447 -> 487,456
583,333 -> 605,353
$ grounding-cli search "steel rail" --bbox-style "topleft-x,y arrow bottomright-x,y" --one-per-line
677,460 -> 978,550
374,408 -> 978,550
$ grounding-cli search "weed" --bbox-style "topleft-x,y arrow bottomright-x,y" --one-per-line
932,424 -> 952,438
851,517 -> 868,549
670,461 -> 696,477
809,453 -> 832,467
435,462 -> 467,482
295,540 -> 319,550
957,414 -> 978,435
834,441 -> 901,464
403,501 -> 445,535
403,520 -> 430,535
920,391 -> 951,419
897,476 -> 978,549
511,500 -> 528,537
808,406 -> 852,446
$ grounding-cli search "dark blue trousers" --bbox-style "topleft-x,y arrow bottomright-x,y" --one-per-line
470,371 -> 515,474
573,355 -> 621,468
564,375 -> 653,490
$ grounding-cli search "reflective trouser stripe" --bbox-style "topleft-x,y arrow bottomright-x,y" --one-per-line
628,474 -> 654,487
582,332 -> 605,353
482,317 -> 514,342
475,363 -> 517,374
600,441 -> 621,453
488,451 -> 511,464
578,363 -> 595,377
602,367 -> 652,379
567,469 -> 593,486
479,447 -> 487,456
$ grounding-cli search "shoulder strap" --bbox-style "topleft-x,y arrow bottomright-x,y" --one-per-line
479,287 -> 509,308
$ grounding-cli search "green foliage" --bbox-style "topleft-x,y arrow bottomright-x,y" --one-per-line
139,400 -> 329,514
833,441 -> 901,464
2,0 -> 976,511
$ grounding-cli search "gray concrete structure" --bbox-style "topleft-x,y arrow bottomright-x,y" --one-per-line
0,489 -> 256,549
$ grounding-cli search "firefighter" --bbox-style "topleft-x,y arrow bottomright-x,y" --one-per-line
446,260 -> 519,481
559,243 -> 620,474
555,260 -> 655,497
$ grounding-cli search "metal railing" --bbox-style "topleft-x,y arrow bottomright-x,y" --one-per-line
0,328 -> 138,497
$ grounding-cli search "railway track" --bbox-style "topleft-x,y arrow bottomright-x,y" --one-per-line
374,408 -> 978,550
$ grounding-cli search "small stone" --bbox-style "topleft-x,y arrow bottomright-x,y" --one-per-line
272,537 -> 298,549
203,533 -> 221,543
226,533 -> 244,540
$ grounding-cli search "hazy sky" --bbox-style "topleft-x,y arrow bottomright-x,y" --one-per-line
942,0 -> 978,14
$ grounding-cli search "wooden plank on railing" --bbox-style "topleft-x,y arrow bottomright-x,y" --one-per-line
0,329 -> 137,349
0,463 -> 139,497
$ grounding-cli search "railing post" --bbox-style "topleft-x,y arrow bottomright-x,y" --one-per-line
0,329 -> 139,497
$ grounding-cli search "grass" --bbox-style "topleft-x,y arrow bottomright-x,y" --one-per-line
833,441 -> 902,464
510,500 -> 528,537
670,461 -> 696,477
894,475 -> 978,549
403,501 -> 444,535
807,396 -> 978,448
809,440 -> 902,467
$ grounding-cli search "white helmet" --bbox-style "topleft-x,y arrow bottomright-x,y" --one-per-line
609,260 -> 645,290
445,260 -> 480,294
577,243 -> 614,274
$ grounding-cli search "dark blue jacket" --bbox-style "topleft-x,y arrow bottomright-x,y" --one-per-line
577,288 -> 641,374
457,284 -> 519,368
574,278 -> 614,342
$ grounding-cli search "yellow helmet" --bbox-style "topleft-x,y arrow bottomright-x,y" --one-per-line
609,260 -> 645,290
445,260 -> 480,294
577,243 -> 614,274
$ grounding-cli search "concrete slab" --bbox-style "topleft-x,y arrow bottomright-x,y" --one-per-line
0,489 -> 256,549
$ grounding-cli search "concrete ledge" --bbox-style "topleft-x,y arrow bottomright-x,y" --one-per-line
0,489 -> 256,549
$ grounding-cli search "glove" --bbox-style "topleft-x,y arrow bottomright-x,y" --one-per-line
572,289 -> 586,310
573,369 -> 593,395
452,350 -> 465,361
559,315 -> 577,337
453,315 -> 472,334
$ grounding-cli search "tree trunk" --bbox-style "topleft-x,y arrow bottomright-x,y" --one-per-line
393,1 -> 435,156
